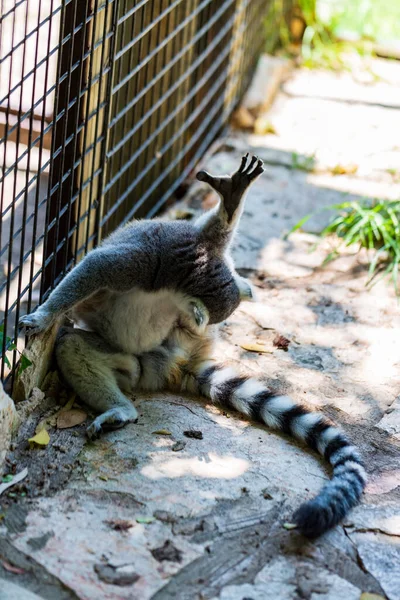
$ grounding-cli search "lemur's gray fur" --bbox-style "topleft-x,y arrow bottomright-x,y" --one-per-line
20,155 -> 366,538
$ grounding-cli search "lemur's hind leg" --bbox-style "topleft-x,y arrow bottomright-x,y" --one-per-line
55,327 -> 140,440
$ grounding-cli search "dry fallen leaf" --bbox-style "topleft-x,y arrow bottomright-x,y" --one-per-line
254,116 -> 277,135
57,409 -> 87,429
152,429 -> 172,435
61,394 -> 76,412
106,519 -> 135,531
331,164 -> 358,176
231,106 -> 255,130
171,441 -> 186,452
240,342 -> 272,354
94,563 -> 139,586
28,429 -> 50,447
35,414 -> 58,434
0,468 -> 28,497
273,334 -> 291,351
151,540 -> 183,563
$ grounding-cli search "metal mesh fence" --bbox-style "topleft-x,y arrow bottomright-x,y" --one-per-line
0,0 -> 268,387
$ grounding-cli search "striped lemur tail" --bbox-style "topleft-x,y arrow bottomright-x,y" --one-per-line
187,154 -> 366,537
184,361 -> 367,538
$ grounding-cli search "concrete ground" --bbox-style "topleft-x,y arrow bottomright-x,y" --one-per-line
1,60 -> 400,599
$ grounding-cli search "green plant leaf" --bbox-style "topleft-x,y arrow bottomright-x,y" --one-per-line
136,517 -> 155,524
321,250 -> 340,266
18,355 -> 33,374
288,213 -> 313,234
292,198 -> 400,294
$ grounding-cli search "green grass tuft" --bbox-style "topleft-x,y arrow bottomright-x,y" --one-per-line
291,152 -> 316,172
291,200 -> 400,293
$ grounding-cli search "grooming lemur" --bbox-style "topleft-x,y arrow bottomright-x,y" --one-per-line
20,155 -> 366,538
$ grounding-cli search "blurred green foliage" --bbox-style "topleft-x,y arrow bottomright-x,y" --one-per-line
291,200 -> 400,293
266,0 -> 400,69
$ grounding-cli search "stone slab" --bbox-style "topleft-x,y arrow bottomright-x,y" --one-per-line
0,385 -> 17,472
348,531 -> 400,600
0,579 -> 44,600
242,54 -> 293,114
282,62 -> 400,107
375,397 -> 400,440
12,319 -> 62,404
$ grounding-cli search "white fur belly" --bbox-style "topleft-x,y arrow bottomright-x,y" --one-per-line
76,289 -> 182,354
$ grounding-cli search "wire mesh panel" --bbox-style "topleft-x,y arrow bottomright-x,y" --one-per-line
101,0 -> 261,234
0,0 -> 61,383
0,0 -> 268,388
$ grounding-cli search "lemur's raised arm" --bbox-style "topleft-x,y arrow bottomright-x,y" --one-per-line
20,155 -> 265,335
195,153 -> 264,246
198,153 -> 264,222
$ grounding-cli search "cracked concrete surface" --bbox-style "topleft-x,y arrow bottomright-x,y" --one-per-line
1,60 -> 400,599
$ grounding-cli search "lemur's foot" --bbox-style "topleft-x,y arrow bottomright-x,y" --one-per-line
196,154 -> 264,193
196,154 -> 264,220
180,298 -> 209,334
112,355 -> 141,393
86,406 -> 138,440
177,296 -> 209,332
236,276 -> 256,302
189,299 -> 209,328
236,152 -> 265,180
19,309 -> 54,336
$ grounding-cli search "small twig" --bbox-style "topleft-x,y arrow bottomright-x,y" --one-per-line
164,400 -> 216,424
0,467 -> 28,496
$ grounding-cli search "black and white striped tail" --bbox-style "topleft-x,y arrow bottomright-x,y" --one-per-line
193,363 -> 367,538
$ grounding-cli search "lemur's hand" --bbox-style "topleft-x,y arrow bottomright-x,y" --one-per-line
189,299 -> 209,330
179,297 -> 209,333
19,307 -> 55,336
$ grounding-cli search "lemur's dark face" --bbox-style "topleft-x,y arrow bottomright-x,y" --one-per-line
154,220 -> 241,325
200,258 -> 241,324
185,240 -> 241,324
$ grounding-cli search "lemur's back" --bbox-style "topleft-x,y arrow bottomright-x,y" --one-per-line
70,218 -> 241,353
102,219 -> 241,324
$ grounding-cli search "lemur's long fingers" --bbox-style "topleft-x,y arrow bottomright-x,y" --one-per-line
196,170 -> 218,187
238,153 -> 249,173
244,154 -> 258,174
248,158 -> 264,180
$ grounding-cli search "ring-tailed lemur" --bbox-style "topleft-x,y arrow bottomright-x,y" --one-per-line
20,155 -> 366,537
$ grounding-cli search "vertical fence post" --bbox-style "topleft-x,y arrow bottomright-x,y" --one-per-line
76,0 -> 119,258
41,0 -> 88,297
41,0 -> 119,299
